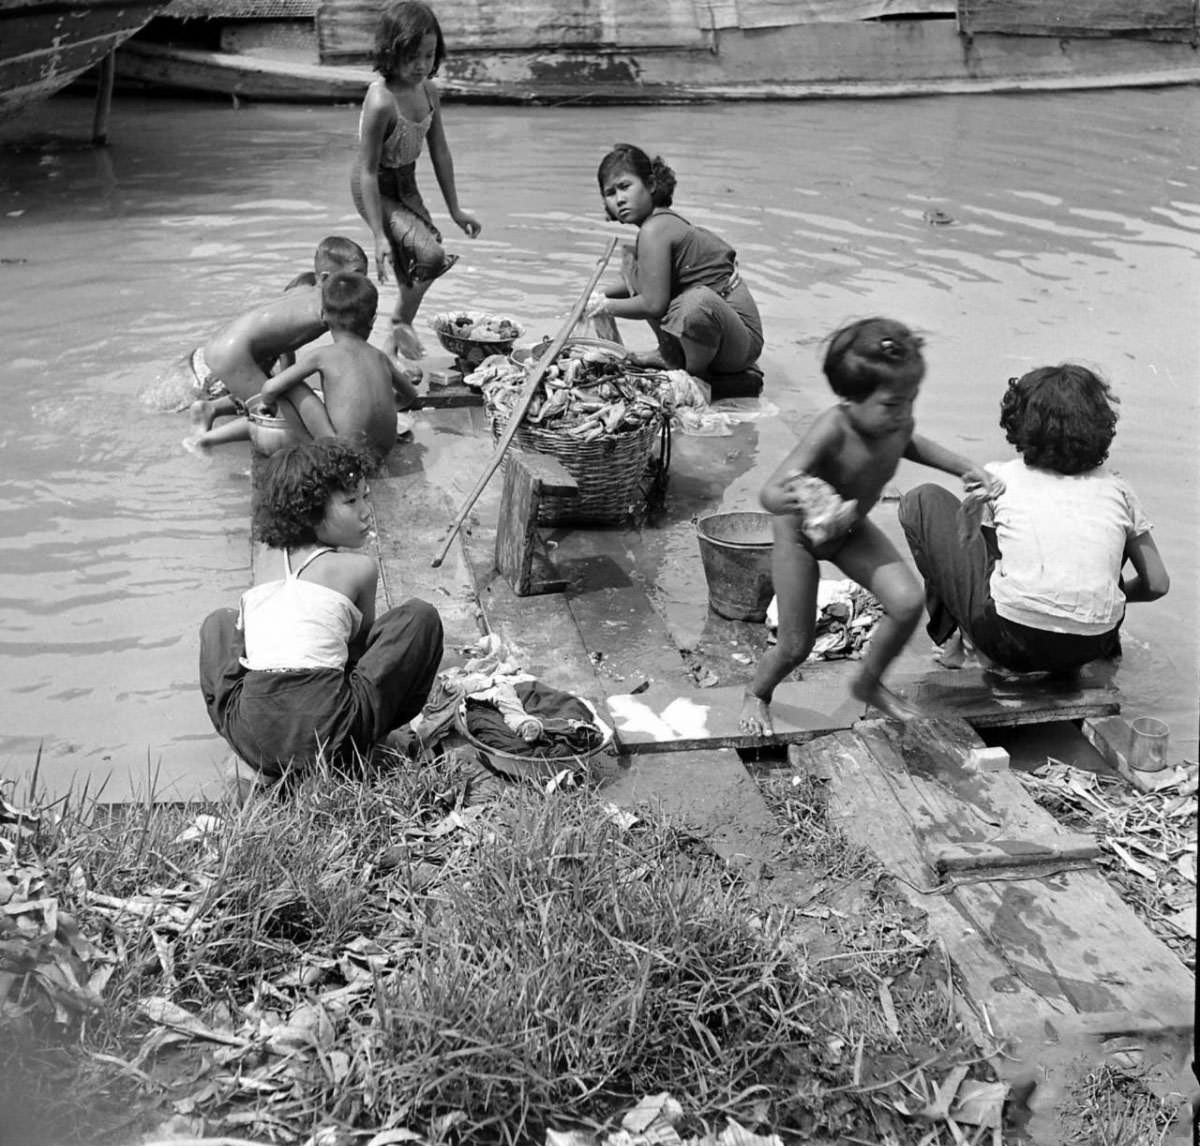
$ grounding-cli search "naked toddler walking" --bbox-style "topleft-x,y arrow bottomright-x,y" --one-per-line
739,317 -> 998,734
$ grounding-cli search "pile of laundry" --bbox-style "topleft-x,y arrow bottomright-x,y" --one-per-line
766,579 -> 883,661
410,635 -> 611,762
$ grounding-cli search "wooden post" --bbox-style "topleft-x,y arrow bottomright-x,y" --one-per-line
92,50 -> 116,146
494,451 -> 578,596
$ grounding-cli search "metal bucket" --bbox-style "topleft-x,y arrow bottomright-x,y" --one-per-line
695,511 -> 775,622
246,397 -> 298,457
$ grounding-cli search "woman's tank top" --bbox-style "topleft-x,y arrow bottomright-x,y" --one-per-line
239,548 -> 363,671
359,82 -> 434,170
653,208 -> 738,296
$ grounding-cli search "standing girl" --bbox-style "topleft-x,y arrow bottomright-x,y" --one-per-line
590,143 -> 764,399
351,0 -> 481,362
899,364 -> 1169,677
199,439 -> 444,782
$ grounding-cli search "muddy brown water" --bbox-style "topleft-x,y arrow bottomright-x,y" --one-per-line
0,89 -> 1196,800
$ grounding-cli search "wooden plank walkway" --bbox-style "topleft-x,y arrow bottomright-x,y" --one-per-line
791,718 -> 1194,1140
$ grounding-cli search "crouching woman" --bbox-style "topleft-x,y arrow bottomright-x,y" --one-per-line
199,439 -> 443,782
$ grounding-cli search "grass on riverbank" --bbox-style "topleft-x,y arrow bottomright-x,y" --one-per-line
3,749 -> 1165,1146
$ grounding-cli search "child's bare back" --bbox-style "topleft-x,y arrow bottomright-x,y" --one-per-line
205,285 -> 326,399
307,339 -> 401,458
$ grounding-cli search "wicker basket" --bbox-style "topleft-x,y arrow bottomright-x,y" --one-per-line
491,413 -> 669,525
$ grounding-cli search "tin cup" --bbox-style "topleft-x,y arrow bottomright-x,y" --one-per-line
1128,716 -> 1169,772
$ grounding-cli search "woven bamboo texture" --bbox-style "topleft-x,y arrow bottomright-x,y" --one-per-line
490,414 -> 667,525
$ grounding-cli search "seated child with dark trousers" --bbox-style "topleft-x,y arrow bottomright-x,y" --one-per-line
187,272 -> 420,462
158,236 -> 369,432
898,363 -> 1169,678
199,438 -> 444,783
739,317 -> 998,735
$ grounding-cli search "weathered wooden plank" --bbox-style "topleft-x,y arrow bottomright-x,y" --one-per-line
606,678 -> 864,754
888,666 -> 1120,727
367,472 -> 482,652
790,733 -> 1069,1045
494,452 -> 577,597
1082,714 -> 1187,794
415,381 -> 483,410
958,0 -> 1197,39
856,719 -> 1099,863
929,840 -> 1103,874
951,867 -> 1194,1027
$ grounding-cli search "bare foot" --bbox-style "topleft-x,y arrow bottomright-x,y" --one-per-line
851,673 -> 925,721
738,690 -> 774,736
182,433 -> 211,455
934,631 -> 966,669
189,398 -> 218,431
392,321 -> 426,360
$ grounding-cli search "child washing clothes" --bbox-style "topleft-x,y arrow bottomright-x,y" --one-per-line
899,363 -> 1169,677
589,143 -> 764,399
157,236 -> 368,436
198,438 -> 444,783
351,0 -> 481,362
186,272 -> 420,462
739,317 -> 998,735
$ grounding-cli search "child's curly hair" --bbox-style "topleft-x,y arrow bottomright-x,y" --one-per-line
372,0 -> 444,79
1000,363 -> 1119,475
823,317 -> 925,401
253,439 -> 370,549
597,143 -> 677,211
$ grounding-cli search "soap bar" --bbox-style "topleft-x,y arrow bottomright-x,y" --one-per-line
966,746 -> 1010,772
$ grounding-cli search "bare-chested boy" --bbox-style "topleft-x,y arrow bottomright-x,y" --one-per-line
175,236 -> 369,435
738,317 -> 1000,734
189,272 -> 420,462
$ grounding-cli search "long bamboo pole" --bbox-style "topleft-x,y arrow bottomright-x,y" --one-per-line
431,235 -> 619,568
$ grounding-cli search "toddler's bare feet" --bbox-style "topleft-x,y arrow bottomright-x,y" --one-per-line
851,673 -> 924,721
738,690 -> 774,737
189,398 -> 217,431
391,321 -> 425,360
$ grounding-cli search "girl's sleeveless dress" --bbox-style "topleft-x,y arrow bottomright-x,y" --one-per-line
349,83 -> 458,287
630,209 -> 764,392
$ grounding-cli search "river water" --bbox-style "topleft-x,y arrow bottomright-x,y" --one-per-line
0,88 -> 1196,800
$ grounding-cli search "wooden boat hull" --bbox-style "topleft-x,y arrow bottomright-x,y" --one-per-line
116,38 -> 369,101
1,0 -> 170,120
116,1 -> 1200,105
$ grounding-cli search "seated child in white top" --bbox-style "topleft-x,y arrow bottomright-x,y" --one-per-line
899,363 -> 1169,676
199,438 -> 443,781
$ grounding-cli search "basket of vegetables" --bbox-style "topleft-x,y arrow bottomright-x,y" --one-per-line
431,312 -> 524,370
469,340 -> 672,525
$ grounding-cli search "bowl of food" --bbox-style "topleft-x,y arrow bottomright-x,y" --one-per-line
431,311 -> 524,370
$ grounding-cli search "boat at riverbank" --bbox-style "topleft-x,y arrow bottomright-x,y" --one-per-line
117,0 -> 1200,105
0,0 -> 170,121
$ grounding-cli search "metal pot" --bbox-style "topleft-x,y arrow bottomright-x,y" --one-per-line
246,397 -> 297,457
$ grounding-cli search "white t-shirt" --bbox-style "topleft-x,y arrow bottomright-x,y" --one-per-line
982,459 -> 1151,636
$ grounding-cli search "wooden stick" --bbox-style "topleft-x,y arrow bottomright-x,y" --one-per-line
431,235 -> 619,568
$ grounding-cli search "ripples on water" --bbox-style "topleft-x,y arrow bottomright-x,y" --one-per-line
0,89 -> 1196,796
